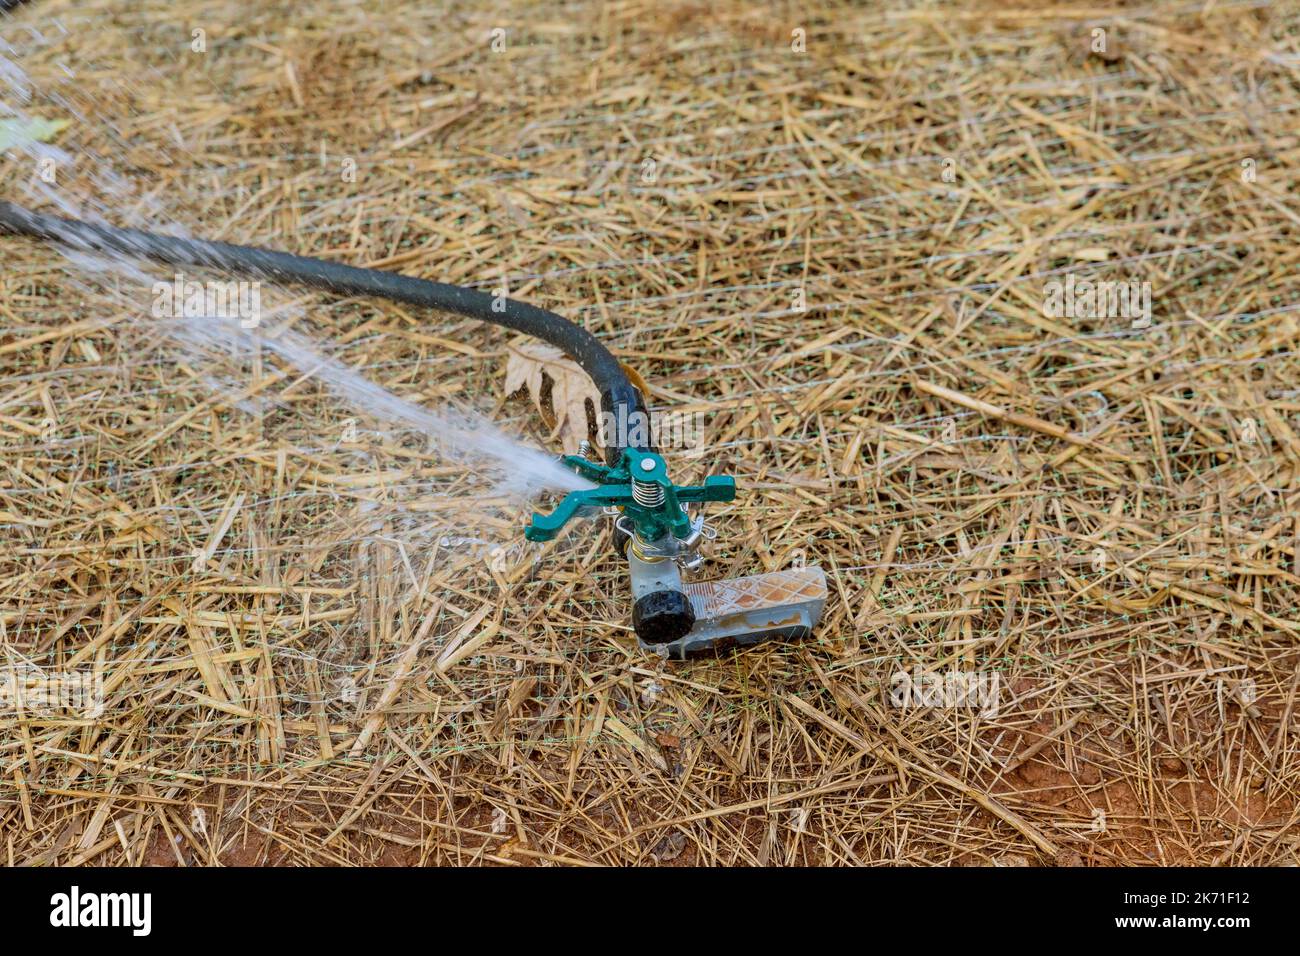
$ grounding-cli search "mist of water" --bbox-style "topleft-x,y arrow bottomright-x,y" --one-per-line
183,316 -> 595,495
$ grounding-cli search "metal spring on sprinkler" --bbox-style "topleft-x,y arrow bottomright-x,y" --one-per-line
631,477 -> 665,508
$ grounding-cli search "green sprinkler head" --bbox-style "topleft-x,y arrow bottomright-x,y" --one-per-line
524,449 -> 735,545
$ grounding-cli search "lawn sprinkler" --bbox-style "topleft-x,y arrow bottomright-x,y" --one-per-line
0,199 -> 827,657
524,447 -> 827,658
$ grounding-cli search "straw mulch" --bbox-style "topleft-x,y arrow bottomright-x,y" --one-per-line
2,0 -> 1299,866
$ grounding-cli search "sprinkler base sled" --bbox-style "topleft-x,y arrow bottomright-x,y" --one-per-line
629,547 -> 827,658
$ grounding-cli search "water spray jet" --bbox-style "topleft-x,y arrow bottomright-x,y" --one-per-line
0,199 -> 827,657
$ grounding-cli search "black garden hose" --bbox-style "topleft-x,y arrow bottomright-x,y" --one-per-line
0,200 -> 651,461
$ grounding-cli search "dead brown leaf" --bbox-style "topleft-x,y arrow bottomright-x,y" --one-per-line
503,336 -> 599,454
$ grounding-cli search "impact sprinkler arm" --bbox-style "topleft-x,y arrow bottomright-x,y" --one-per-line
524,450 -> 735,544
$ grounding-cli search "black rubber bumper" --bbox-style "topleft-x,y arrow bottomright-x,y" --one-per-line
632,589 -> 696,645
